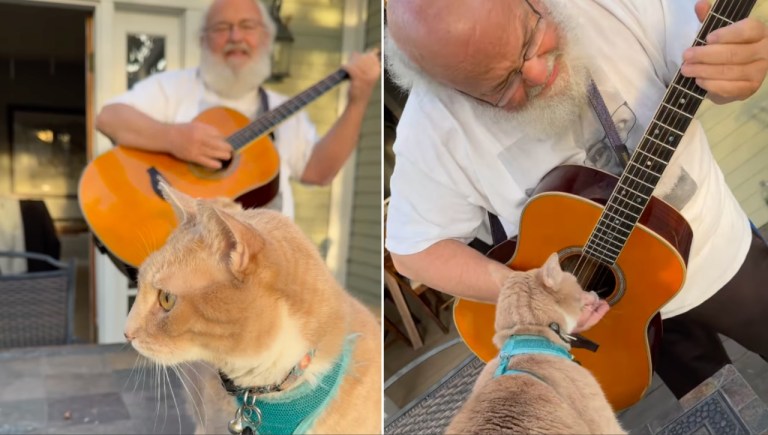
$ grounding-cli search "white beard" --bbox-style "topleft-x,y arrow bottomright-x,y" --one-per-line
474,52 -> 590,139
199,47 -> 272,99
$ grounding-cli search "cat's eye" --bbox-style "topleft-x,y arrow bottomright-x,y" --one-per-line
158,290 -> 177,311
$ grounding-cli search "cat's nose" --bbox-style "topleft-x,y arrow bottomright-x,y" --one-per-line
124,331 -> 134,341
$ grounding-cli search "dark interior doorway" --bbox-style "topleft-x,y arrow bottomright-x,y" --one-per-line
0,1 -> 94,342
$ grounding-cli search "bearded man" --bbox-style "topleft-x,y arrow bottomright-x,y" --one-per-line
96,0 -> 380,219
385,0 -> 768,402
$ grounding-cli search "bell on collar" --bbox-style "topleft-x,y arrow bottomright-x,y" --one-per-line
228,408 -> 246,434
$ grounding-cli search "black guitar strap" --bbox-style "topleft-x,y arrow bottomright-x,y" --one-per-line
488,212 -> 507,247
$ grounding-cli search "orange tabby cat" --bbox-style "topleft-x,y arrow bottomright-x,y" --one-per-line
124,184 -> 381,434
446,253 -> 625,434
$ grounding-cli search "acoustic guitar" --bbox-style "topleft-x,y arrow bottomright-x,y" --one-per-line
79,67 -> 352,268
453,0 -> 757,412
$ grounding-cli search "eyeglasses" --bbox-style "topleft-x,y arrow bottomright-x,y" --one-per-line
465,0 -> 546,107
204,20 -> 265,38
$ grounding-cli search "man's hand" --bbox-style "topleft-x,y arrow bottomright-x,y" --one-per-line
169,122 -> 233,170
342,49 -> 382,104
681,0 -> 768,104
573,291 -> 610,333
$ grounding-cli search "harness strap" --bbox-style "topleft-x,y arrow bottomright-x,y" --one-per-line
495,335 -> 573,378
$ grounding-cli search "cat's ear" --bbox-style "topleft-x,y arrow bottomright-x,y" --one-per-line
539,252 -> 563,289
160,182 -> 197,223
201,203 -> 264,279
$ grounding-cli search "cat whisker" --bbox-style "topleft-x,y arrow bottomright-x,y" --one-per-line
123,353 -> 142,392
171,364 -> 207,427
161,364 -> 169,432
179,362 -> 208,428
153,361 -> 162,432
163,366 -> 182,434
140,357 -> 148,397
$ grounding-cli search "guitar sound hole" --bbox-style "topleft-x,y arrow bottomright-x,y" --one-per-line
560,254 -> 617,300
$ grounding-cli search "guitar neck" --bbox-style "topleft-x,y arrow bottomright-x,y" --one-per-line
584,0 -> 757,265
227,68 -> 350,150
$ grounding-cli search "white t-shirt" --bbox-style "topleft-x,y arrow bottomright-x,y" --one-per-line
107,68 -> 318,219
385,0 -> 752,318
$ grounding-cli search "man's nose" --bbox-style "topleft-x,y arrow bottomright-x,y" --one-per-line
228,26 -> 245,42
520,55 -> 551,88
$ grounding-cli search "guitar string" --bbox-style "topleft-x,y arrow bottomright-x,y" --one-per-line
573,0 -> 730,292
574,0 -> 748,294
227,70 -> 348,152
570,0 -> 746,296
229,70 -> 346,147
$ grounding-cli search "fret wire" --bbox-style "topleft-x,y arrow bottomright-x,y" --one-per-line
665,87 -> 701,117
582,248 -> 614,264
616,185 -> 648,204
617,173 -> 655,195
593,222 -> 631,238
615,189 -> 648,207
671,83 -> 705,99
634,150 -> 668,172
636,149 -> 668,165
588,238 -> 623,256
651,117 -> 685,136
228,70 -> 348,148
591,225 -> 627,243
612,194 -> 645,215
709,11 -> 734,25
642,134 -> 678,152
625,162 -> 663,182
602,211 -> 640,230
602,208 -> 638,227
648,120 -> 684,142
655,107 -> 693,136
623,172 -> 657,189
584,244 -> 619,263
627,158 -> 664,177
592,230 -> 629,250
585,236 -> 622,255
585,0 -> 757,261
595,218 -> 632,237
660,102 -> 694,119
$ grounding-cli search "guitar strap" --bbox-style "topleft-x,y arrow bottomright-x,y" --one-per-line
258,87 -> 275,141
586,79 -> 630,169
488,212 -> 508,247
486,81 -> 629,248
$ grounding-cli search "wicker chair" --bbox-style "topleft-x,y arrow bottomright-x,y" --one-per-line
0,251 -> 76,348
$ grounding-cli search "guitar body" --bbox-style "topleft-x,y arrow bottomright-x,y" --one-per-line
78,106 -> 280,268
453,165 -> 693,411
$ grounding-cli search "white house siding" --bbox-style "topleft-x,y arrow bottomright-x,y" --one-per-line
343,0 -> 381,308
699,1 -> 768,228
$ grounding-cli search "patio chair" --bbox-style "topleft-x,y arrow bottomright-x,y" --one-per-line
383,198 -> 453,350
0,251 -> 76,348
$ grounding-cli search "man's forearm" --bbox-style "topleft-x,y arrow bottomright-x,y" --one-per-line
390,239 -> 513,303
300,98 -> 370,185
95,103 -> 174,153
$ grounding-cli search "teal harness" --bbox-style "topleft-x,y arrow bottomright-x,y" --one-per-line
494,334 -> 574,378
230,335 -> 357,434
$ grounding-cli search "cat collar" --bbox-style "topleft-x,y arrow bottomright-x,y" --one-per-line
494,334 -> 573,378
219,350 -> 316,398
222,335 -> 357,435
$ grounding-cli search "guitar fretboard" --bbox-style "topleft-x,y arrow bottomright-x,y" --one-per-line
583,0 -> 757,265
227,69 -> 350,151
